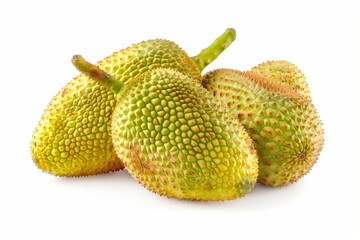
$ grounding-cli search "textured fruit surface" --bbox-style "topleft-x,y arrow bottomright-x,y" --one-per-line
111,68 -> 258,200
202,69 -> 324,187
251,61 -> 310,98
31,40 -> 201,176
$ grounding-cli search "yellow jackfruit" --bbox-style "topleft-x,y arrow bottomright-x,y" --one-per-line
31,29 -> 236,176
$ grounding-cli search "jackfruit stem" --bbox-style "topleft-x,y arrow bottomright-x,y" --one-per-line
191,28 -> 236,72
71,55 -> 124,95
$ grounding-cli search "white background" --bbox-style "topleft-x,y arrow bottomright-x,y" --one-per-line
0,0 -> 358,239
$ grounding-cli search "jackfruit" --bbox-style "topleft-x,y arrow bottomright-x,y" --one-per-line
72,55 -> 258,201
202,69 -> 324,187
250,60 -> 310,98
31,29 -> 237,176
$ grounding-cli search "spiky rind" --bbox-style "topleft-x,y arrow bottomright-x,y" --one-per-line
202,69 -> 324,187
31,39 -> 202,177
251,60 -> 310,99
111,68 -> 258,201
98,39 -> 202,84
31,78 -> 124,177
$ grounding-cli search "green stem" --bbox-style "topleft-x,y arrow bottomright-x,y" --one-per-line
71,55 -> 124,95
191,28 -> 236,72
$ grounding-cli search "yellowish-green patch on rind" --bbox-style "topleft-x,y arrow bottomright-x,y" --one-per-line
31,79 -> 123,176
99,39 -> 202,84
31,40 -> 202,176
202,69 -> 324,187
111,68 -> 258,201
251,61 -> 310,99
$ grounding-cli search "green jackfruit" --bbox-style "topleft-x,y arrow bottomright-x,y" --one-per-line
202,68 -> 324,187
31,29 -> 236,176
72,55 -> 258,201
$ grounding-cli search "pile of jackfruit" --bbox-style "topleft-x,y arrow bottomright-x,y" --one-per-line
31,29 -> 324,201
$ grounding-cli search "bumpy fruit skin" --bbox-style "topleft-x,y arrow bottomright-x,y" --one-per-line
111,68 -> 258,200
251,61 -> 310,98
202,69 -> 324,187
31,40 -> 201,176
